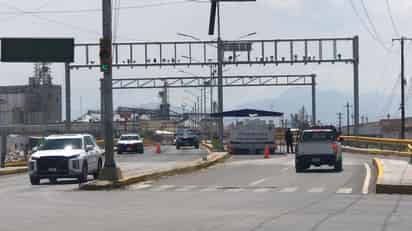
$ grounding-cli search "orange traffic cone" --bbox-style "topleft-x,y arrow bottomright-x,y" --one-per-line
156,143 -> 161,154
264,145 -> 270,159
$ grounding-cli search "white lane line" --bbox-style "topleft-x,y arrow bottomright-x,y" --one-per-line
362,162 -> 371,195
281,167 -> 290,172
200,187 -> 218,192
308,187 -> 325,193
249,178 -> 266,186
224,188 -> 244,192
279,187 -> 298,193
175,185 -> 197,192
336,188 -> 353,194
150,185 -> 175,192
132,184 -> 152,190
254,188 -> 271,193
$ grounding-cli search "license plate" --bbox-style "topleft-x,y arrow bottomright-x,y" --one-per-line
127,147 -> 132,151
312,158 -> 321,162
48,168 -> 57,172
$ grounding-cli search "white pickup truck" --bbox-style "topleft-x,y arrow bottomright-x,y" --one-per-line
28,134 -> 104,185
295,127 -> 342,172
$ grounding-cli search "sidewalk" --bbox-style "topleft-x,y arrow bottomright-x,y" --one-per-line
375,158 -> 412,194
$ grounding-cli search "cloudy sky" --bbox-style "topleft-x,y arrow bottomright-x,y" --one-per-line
0,0 -> 411,122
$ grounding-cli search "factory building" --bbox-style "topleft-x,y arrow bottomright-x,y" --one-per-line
0,63 -> 62,125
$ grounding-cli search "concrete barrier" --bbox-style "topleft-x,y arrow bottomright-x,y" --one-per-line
373,158 -> 412,194
79,151 -> 230,190
5,160 -> 27,168
0,166 -> 28,176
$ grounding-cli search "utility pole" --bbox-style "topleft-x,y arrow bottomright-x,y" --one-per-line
64,63 -> 71,132
392,37 -> 412,139
99,0 -> 121,181
216,1 -> 224,151
337,112 -> 342,134
311,74 -> 316,126
345,102 -> 351,136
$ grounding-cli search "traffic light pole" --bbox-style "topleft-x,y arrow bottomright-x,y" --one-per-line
99,0 -> 121,181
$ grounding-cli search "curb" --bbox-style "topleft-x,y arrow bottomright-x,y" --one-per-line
79,151 -> 230,190
373,158 -> 412,194
342,146 -> 412,158
0,167 -> 28,176
5,160 -> 27,168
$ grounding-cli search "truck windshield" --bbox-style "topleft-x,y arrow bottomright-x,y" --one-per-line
302,132 -> 336,142
120,136 -> 140,140
39,138 -> 83,150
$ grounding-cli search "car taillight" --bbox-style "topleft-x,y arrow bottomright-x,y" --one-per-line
332,142 -> 338,153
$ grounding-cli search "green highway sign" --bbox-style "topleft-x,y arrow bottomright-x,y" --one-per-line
1,38 -> 74,63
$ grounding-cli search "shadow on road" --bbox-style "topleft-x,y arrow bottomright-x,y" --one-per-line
298,168 -> 342,174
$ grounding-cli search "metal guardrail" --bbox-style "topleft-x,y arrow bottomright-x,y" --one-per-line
340,136 -> 412,155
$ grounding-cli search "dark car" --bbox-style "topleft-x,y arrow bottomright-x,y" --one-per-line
176,130 -> 199,149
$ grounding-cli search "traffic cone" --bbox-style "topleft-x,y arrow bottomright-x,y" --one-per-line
264,145 -> 270,159
156,143 -> 161,154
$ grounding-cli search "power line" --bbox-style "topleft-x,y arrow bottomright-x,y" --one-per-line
385,0 -> 400,37
359,0 -> 385,42
347,0 -> 389,52
0,0 -> 192,15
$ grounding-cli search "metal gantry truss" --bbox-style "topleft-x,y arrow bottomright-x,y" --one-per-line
67,36 -> 360,134
112,74 -> 315,89
70,37 -> 356,69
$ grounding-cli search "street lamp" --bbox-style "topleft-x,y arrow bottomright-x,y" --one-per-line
237,32 -> 257,40
177,32 -> 217,48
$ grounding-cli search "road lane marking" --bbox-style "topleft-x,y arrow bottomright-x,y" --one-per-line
132,184 -> 152,190
254,188 -> 271,193
362,162 -> 371,194
224,188 -> 244,192
249,178 -> 266,186
281,167 -> 290,172
175,185 -> 197,192
308,187 -> 325,193
150,185 -> 175,191
200,187 -> 218,192
279,187 -> 298,192
336,188 -> 353,194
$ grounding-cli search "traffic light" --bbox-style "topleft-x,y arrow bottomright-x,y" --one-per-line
99,38 -> 112,73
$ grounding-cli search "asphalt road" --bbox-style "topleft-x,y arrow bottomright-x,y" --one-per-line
0,152 -> 411,231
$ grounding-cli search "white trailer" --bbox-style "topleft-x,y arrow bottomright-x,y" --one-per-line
228,119 -> 276,154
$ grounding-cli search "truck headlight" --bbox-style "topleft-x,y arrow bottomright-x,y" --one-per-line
72,159 -> 80,169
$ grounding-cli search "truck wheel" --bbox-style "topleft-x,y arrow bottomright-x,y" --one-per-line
30,176 -> 40,185
176,145 -> 180,150
49,177 -> 57,184
195,144 -> 199,149
295,160 -> 304,173
93,159 -> 102,180
79,162 -> 88,183
334,158 -> 343,172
